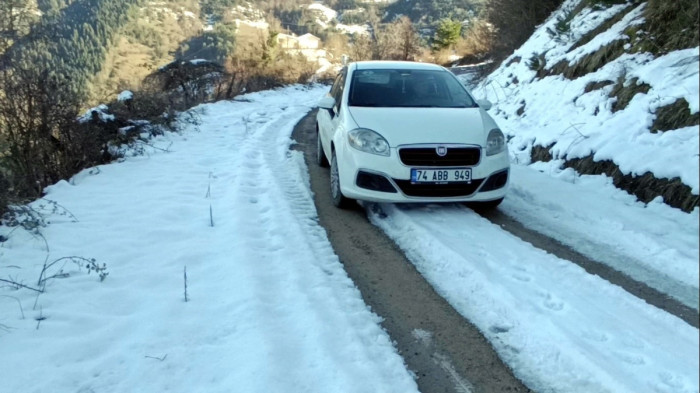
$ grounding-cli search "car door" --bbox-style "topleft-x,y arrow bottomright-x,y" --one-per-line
319,67 -> 347,156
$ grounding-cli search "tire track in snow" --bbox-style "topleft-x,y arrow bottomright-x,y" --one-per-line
200,91 -> 416,392
367,202 -> 698,393
292,109 -> 531,393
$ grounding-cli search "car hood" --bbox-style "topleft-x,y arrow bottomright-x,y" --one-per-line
348,107 -> 492,147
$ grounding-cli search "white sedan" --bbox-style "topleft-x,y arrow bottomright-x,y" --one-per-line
316,61 -> 509,209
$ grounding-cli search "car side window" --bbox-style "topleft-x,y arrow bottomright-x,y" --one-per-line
330,68 -> 347,116
445,73 -> 477,107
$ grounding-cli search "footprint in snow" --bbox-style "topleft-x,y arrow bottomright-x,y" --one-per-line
614,351 -> 646,366
541,293 -> 565,311
581,330 -> 609,343
511,273 -> 532,282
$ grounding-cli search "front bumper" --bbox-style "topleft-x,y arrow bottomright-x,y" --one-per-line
337,144 -> 510,203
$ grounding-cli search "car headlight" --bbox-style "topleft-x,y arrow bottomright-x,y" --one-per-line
486,128 -> 506,156
348,128 -> 390,156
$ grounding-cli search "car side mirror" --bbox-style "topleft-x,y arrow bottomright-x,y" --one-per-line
476,99 -> 492,111
318,96 -> 336,110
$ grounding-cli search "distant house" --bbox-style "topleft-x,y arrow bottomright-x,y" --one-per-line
276,33 -> 299,49
276,33 -> 321,50
297,33 -> 321,49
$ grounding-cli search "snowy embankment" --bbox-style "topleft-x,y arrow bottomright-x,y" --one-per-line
474,0 -> 699,200
0,85 -> 418,393
369,172 -> 698,392
459,0 -> 700,313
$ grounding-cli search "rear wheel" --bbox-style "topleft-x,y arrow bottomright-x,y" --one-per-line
316,125 -> 329,168
330,152 -> 352,208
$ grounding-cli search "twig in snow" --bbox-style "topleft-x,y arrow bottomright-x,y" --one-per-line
145,354 -> 168,361
1,295 -> 25,319
205,172 -> 213,199
37,256 -> 108,286
184,266 -> 189,303
35,306 -> 46,330
0,278 -> 42,293
136,140 -> 173,153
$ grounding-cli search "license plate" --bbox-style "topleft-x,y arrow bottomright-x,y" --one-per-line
411,168 -> 472,184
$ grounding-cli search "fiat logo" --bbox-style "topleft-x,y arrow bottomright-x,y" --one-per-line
436,146 -> 447,156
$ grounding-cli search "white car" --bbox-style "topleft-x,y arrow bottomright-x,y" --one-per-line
316,61 -> 509,209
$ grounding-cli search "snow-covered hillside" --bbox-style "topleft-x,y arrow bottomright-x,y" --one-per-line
474,0 -> 699,213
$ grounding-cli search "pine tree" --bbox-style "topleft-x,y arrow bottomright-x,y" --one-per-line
432,19 -> 462,51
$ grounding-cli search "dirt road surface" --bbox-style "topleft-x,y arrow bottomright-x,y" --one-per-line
291,109 -> 697,392
293,110 -> 530,393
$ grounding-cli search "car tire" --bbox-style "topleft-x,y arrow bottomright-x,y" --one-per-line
316,125 -> 329,168
330,152 -> 352,208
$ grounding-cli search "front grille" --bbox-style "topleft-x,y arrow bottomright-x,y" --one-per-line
399,146 -> 481,167
393,179 -> 484,197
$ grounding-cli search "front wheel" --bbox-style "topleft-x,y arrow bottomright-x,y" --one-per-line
316,125 -> 329,167
330,153 -> 352,208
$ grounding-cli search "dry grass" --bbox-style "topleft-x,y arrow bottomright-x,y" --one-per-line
643,0 -> 699,54
567,39 -> 628,79
569,3 -> 638,52
651,98 -> 700,133
609,76 -> 650,112
563,156 -> 699,212
583,79 -> 614,93
530,144 -> 555,162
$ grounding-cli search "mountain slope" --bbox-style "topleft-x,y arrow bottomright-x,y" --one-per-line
474,0 -> 699,212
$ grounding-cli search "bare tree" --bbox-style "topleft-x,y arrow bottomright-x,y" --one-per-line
349,33 -> 373,61
395,17 -> 423,61
0,0 -> 37,55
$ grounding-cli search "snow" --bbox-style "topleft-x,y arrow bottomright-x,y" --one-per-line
335,23 -> 370,35
117,90 -> 133,102
0,85 -> 418,393
2,79 -> 698,392
2,0 -> 699,389
368,197 -> 698,393
473,0 -> 700,193
308,3 -> 338,22
502,165 -> 699,309
77,104 -> 115,123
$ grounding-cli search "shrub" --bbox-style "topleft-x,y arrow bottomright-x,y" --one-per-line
0,171 -> 9,215
644,0 -> 699,53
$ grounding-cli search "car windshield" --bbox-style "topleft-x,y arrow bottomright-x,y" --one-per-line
348,69 -> 478,108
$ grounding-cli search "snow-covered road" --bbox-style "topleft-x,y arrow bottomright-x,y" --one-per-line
0,85 -> 418,393
1,85 -> 697,393
369,202 -> 698,393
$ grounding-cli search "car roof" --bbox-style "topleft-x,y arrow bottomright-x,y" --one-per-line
351,61 -> 446,72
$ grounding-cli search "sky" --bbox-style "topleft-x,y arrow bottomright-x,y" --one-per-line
1,0 -> 698,392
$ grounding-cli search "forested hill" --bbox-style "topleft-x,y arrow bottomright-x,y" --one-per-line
2,0 -> 142,98
384,0 -> 486,27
